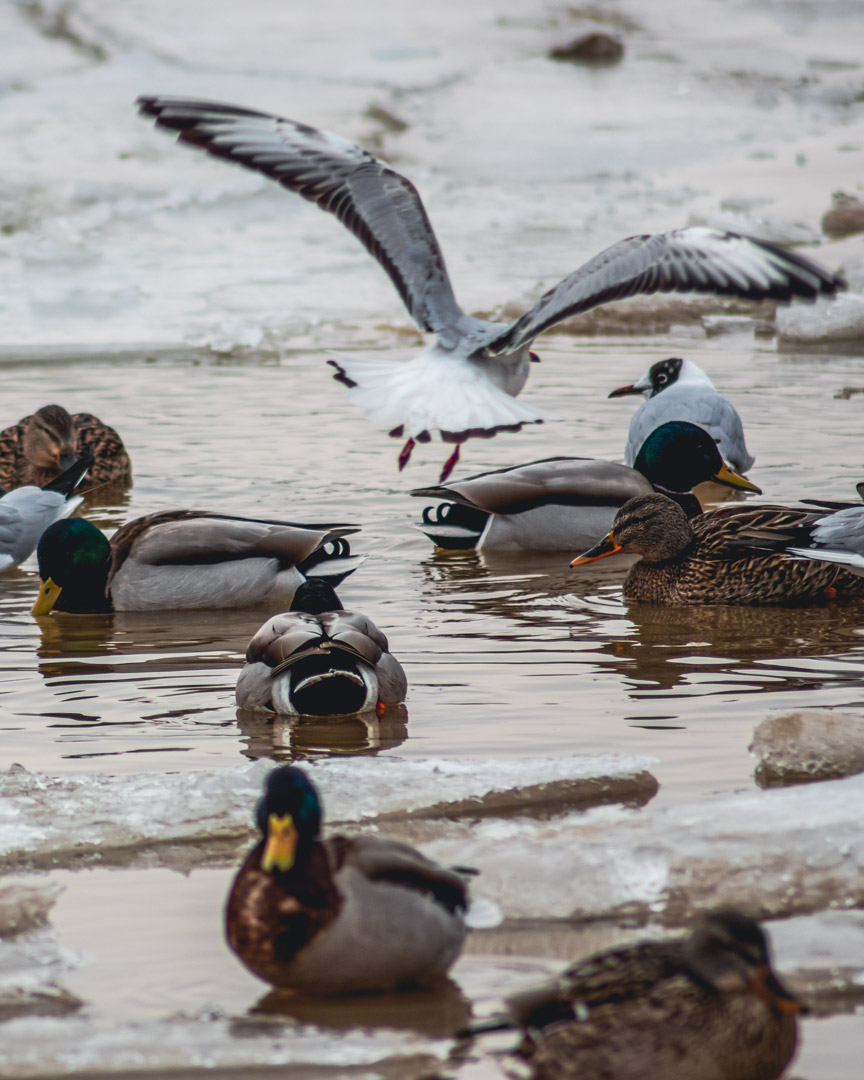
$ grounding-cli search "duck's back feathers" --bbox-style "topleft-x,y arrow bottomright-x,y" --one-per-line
237,607 -> 407,715
107,513 -> 359,612
0,408 -> 131,491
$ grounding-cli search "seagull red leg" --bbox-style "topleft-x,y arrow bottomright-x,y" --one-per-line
439,445 -> 461,483
398,437 -> 416,471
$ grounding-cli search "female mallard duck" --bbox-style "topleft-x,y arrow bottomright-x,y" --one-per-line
31,512 -> 362,614
500,910 -> 803,1080
139,96 -> 844,481
0,405 -> 131,491
0,454 -> 92,572
225,765 -> 468,994
412,421 -> 760,551
570,492 -> 864,605
236,579 -> 407,716
610,357 -> 755,473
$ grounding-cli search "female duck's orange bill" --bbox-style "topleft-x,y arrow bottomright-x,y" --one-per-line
570,532 -> 622,566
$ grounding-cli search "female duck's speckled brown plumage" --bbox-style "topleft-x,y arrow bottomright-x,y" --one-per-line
225,765 -> 468,994
509,910 -> 803,1080
0,405 -> 132,492
571,493 -> 864,605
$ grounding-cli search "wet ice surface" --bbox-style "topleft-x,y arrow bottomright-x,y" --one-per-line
752,709 -> 864,785
0,754 -> 657,870
2,0 -> 864,1075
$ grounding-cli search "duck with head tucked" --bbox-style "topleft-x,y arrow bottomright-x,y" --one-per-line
484,909 -> 804,1080
31,511 -> 362,614
412,421 -> 760,552
236,579 -> 407,716
225,765 -> 468,994
0,405 -> 131,492
571,493 -> 864,605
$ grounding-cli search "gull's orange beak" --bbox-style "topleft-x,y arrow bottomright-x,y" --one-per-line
570,532 -> 622,566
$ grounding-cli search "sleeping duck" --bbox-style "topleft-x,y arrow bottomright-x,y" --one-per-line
571,493 -> 864,605
0,453 -> 92,572
469,910 -> 802,1080
225,765 -> 468,994
31,511 -> 362,613
610,357 -> 755,474
236,580 -> 407,717
412,421 -> 760,552
0,405 -> 131,491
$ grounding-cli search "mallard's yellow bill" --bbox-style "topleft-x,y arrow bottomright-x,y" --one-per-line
570,532 -> 622,567
713,462 -> 761,494
261,813 -> 299,873
31,578 -> 62,616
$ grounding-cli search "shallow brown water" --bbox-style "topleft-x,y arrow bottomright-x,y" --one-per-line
2,333 -> 862,804
1,328 -> 863,1077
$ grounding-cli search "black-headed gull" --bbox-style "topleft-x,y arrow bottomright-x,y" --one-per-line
137,96 -> 846,481
0,453 -> 92,573
610,357 -> 755,473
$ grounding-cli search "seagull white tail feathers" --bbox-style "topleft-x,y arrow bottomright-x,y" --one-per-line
328,350 -> 546,441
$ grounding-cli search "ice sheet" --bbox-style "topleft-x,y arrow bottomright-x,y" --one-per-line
0,755 -> 656,870
419,771 -> 864,921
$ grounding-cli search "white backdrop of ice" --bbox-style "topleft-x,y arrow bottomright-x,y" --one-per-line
0,754 -> 654,864
0,1011 -> 446,1077
776,292 -> 864,342
420,771 -> 864,920
0,0 -> 859,348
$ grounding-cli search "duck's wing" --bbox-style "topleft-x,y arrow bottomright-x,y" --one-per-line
110,510 -> 357,576
412,457 -> 652,514
786,506 -> 864,573
72,414 -> 132,486
0,419 -> 28,490
328,834 -> 468,914
692,503 -> 824,556
484,228 -> 846,357
137,96 -> 468,337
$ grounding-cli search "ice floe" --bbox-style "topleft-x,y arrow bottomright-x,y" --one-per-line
752,709 -> 864,786
776,292 -> 864,343
0,755 -> 657,871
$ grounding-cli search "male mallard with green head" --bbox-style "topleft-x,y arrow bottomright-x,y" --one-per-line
469,910 -> 803,1080
0,405 -> 131,491
571,493 -> 864,605
225,765 -> 468,994
412,421 -> 760,552
31,512 -> 362,613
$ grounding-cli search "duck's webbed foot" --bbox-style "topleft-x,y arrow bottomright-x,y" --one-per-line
439,444 -> 461,483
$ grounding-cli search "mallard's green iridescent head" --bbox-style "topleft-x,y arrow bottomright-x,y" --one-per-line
633,421 -> 760,495
32,518 -> 112,615
255,766 -> 323,874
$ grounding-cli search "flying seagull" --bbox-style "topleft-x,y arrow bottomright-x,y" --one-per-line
137,96 -> 846,481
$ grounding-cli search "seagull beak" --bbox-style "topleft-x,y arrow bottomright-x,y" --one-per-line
570,532 -> 622,566
608,382 -> 640,398
712,462 -> 762,494
748,964 -> 808,1016
261,813 -> 299,873
31,578 -> 62,616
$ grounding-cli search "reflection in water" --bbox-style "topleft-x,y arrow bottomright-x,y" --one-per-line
236,705 -> 409,761
419,549 -> 864,701
245,976 -> 470,1036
